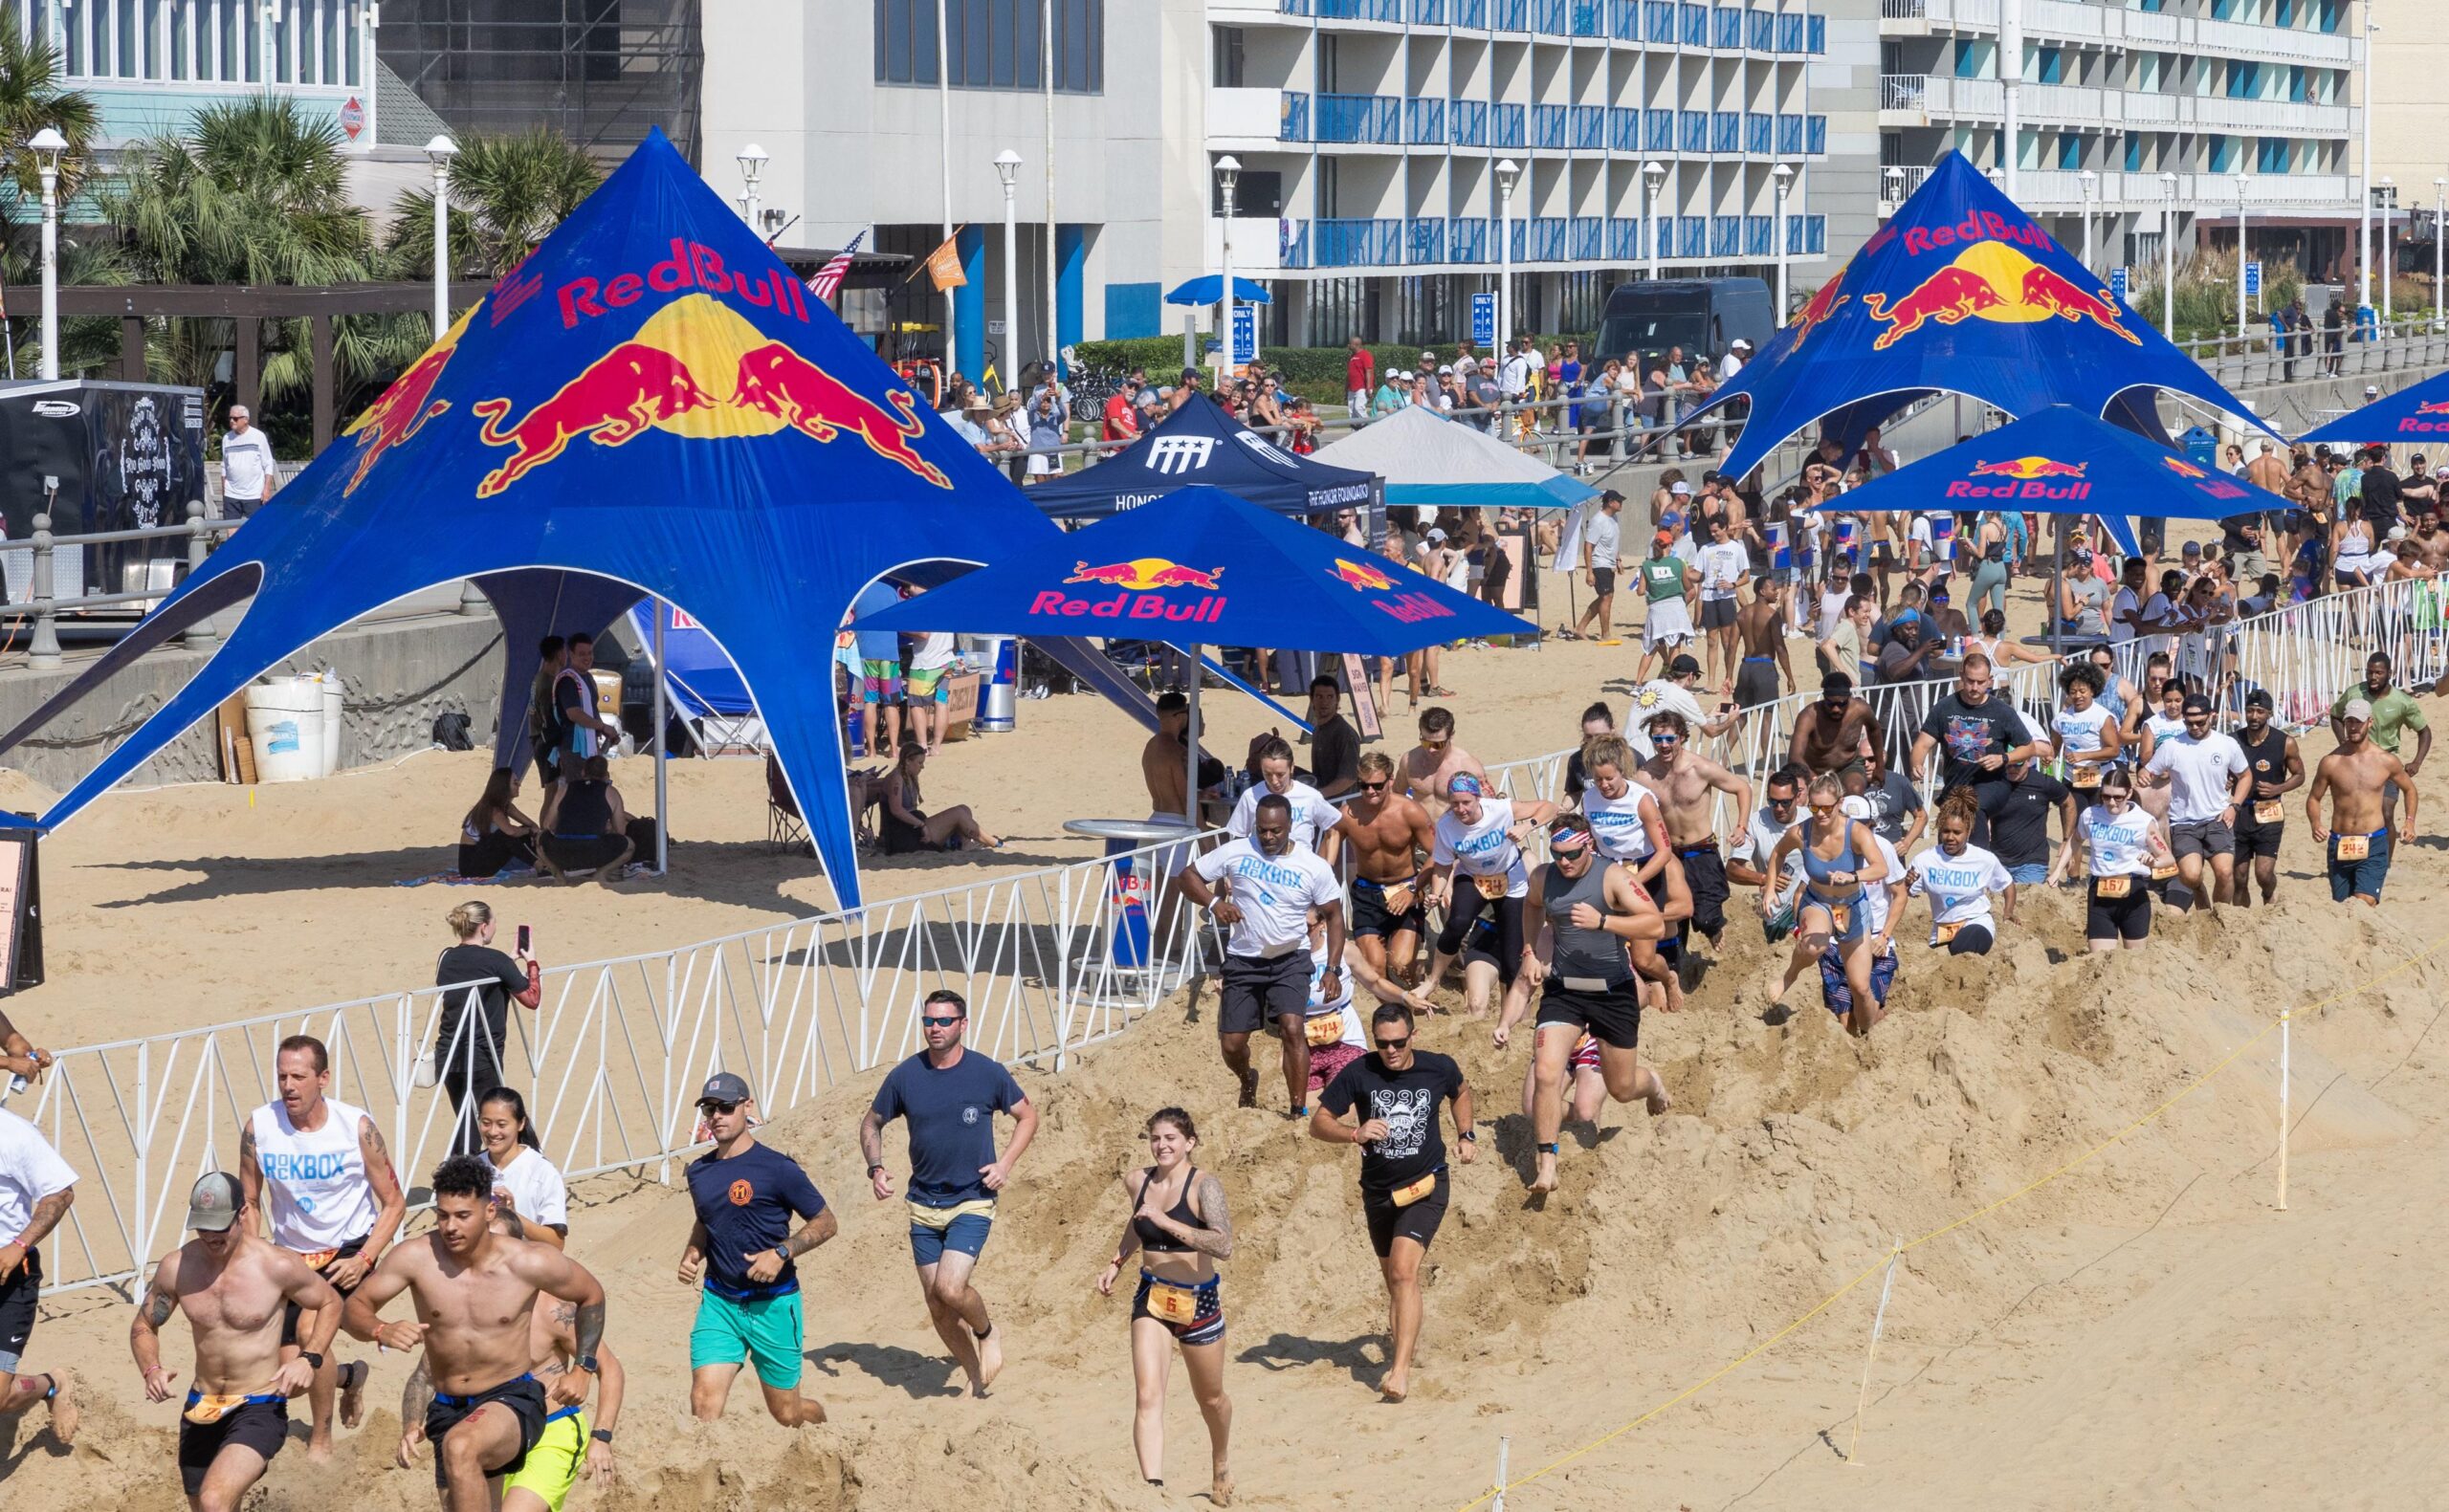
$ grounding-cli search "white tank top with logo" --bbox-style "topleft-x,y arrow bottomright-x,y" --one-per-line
251,1097 -> 379,1252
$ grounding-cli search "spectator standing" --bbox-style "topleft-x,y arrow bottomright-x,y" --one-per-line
433,902 -> 542,1151
1305,674 -> 1362,799
527,635 -> 566,780
218,404 -> 277,520
1025,391 -> 1065,484
1100,379 -> 1141,454
1346,338 -> 1376,419
551,632 -> 621,771
1569,490 -> 1624,641
904,626 -> 960,753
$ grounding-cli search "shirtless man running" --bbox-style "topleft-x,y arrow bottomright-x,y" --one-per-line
1634,709 -> 1754,961
1330,752 -> 1439,988
1400,707 -> 1490,811
2306,697 -> 2419,907
344,1155 -> 608,1512
1787,672 -> 1883,795
129,1172 -> 342,1512
1732,576 -> 1796,712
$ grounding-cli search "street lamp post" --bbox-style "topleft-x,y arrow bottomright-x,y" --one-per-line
994,150 -> 1021,390
31,126 -> 64,382
2079,167 -> 2097,272
1773,163 -> 1795,319
1496,158 -> 1520,355
2379,176 -> 2395,327
737,142 -> 768,233
425,136 -> 456,340
2160,170 -> 2177,340
1216,156 -> 1241,377
1644,160 -> 1666,280
2000,0 -> 2022,203
2436,176 -> 2446,335
1883,164 -> 1905,219
2235,171 -> 2249,344
2360,13 -> 2379,313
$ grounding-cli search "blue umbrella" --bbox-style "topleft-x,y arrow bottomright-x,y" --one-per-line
1812,405 -> 2290,651
1165,274 -> 1273,306
2296,369 -> 2449,448
857,484 -> 1535,822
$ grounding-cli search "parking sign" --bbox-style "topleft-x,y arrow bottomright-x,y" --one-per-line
1471,292 -> 1495,346
2108,267 -> 2129,303
2243,260 -> 2262,298
1231,304 -> 1256,365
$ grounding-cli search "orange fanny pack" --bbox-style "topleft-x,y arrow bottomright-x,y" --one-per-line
1390,1172 -> 1438,1208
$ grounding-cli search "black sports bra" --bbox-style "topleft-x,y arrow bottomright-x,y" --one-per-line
1134,1167 -> 1201,1253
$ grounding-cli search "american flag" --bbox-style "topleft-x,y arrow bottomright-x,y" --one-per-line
807,230 -> 865,305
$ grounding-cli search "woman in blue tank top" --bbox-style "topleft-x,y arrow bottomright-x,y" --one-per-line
1764,774 -> 1889,1034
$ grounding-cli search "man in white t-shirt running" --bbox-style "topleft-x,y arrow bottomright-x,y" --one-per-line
238,1034 -> 408,1457
2141,692 -> 2251,910
1179,796 -> 1348,1117
0,1106 -> 78,1444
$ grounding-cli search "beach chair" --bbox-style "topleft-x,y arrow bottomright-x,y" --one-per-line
766,753 -> 810,855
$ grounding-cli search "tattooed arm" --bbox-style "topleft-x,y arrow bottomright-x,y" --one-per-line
129,1254 -> 182,1400
354,1115 -> 408,1269
2,1186 -> 73,1279
396,1356 -> 435,1468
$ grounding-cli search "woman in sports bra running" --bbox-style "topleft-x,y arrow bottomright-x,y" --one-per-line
1764,774 -> 1888,1032
1096,1108 -> 1233,1503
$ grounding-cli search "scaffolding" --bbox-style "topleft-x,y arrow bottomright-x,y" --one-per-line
377,0 -> 702,167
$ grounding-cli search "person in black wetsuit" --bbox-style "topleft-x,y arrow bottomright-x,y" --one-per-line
537,756 -> 636,885
1094,1108 -> 1233,1501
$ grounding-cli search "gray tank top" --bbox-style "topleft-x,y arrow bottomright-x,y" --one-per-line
1542,860 -> 1630,988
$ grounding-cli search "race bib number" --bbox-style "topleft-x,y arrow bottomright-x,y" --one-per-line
2096,875 -> 2133,899
2151,863 -> 2179,881
2071,764 -> 2103,789
1304,1013 -> 1345,1048
1144,1278 -> 1202,1326
1390,1172 -> 1437,1208
1474,873 -> 1509,900
2337,833 -> 2372,861
2255,800 -> 2284,824
1825,904 -> 1851,934
294,1248 -> 340,1273
1934,922 -> 1963,946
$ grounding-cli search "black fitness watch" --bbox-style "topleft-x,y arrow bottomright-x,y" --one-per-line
1458,1131 -> 1477,1143
301,1350 -> 325,1370
590,1428 -> 614,1445
577,1354 -> 600,1375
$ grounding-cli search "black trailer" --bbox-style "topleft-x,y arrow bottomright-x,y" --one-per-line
0,379 -> 208,610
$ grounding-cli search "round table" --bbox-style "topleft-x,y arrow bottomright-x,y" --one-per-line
1064,817 -> 1199,975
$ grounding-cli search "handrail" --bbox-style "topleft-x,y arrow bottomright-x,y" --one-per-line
3,499 -> 243,667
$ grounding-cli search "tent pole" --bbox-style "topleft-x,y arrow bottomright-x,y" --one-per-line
1184,643 -> 1202,831
2050,533 -> 2064,663
653,601 -> 669,874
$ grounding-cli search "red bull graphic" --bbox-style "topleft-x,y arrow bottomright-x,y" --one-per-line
341,306 -> 470,496
2160,455 -> 2209,479
1784,278 -> 1849,351
2403,399 -> 2449,434
1366,592 -> 1457,626
1034,559 -> 1228,622
555,236 -> 808,330
1326,557 -> 1397,592
1948,454 -> 2091,501
2417,401 -> 2449,415
470,294 -> 954,496
731,342 -> 945,488
1864,242 -> 2140,352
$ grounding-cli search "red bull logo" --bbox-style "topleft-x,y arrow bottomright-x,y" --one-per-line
1947,453 -> 2091,501
2418,401 -> 2449,415
470,295 -> 952,496
1784,279 -> 1849,351
1326,557 -> 1397,592
555,236 -> 809,330
341,306 -> 470,496
1864,242 -> 2141,352
1034,558 -> 1228,623
2161,455 -> 2209,479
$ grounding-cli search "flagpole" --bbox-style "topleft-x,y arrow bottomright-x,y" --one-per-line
1043,0 -> 1057,379
938,0 -> 956,376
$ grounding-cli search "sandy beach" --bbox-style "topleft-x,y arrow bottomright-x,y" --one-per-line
7,543 -> 2447,1510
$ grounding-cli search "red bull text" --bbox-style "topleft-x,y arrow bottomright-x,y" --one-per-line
2403,400 -> 2449,433
556,237 -> 808,329
1038,559 -> 1228,621
1950,456 -> 2090,500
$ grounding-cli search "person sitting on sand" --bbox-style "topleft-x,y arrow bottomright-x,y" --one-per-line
878,743 -> 1001,855
458,767 -> 540,879
537,756 -> 635,885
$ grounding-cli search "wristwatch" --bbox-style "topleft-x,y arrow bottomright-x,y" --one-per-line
590,1428 -> 614,1445
301,1350 -> 325,1370
576,1354 -> 600,1375
1458,1131 -> 1478,1143
867,1163 -> 887,1177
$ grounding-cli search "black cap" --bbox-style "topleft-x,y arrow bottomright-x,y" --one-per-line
1600,489 -> 1625,503
1702,471 -> 1726,486
2181,693 -> 2213,714
1667,653 -> 1702,677
698,1070 -> 754,1106
2245,689 -> 2274,710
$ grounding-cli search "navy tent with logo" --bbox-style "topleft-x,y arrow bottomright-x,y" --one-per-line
1027,393 -> 1379,520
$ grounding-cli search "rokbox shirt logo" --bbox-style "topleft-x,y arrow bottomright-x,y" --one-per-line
1032,558 -> 1228,623
470,295 -> 948,496
1863,241 -> 2140,353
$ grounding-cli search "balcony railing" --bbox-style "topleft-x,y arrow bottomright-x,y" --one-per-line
1808,13 -> 1823,52
1406,96 -> 1445,144
1745,213 -> 1773,256
1679,109 -> 1707,152
1533,0 -> 1566,31
1411,0 -> 1445,20
1607,216 -> 1645,262
1572,103 -> 1605,150
1878,163 -> 1931,205
1280,219 -> 1310,269
1406,216 -> 1446,265
1679,2 -> 1707,47
1451,97 -> 1489,146
1645,106 -> 1674,151
1316,93 -> 1401,143
1449,216 -> 1488,263
1710,109 -> 1740,152
1778,10 -> 1806,52
1527,217 -> 1566,261
1532,102 -> 1568,150
1677,215 -> 1706,257
1315,0 -> 1401,19
1491,0 -> 1528,30
1493,101 -> 1526,148
1570,214 -> 1604,260
1312,217 -> 1402,268
1808,114 -> 1826,154
1281,90 -> 1311,142
1608,104 -> 1640,151
1710,213 -> 1739,257
1712,4 -> 1741,48
1452,0 -> 1486,21
1572,0 -> 1603,35
1746,110 -> 1773,154
1745,5 -> 1772,51
1610,0 -> 1642,41
1882,73 -> 2005,116
1777,112 -> 1802,155
1645,0 -> 1674,42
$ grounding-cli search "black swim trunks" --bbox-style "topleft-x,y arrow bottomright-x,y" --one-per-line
0,1243 -> 39,1370
179,1391 -> 288,1495
1348,875 -> 1426,941
1361,1169 -> 1450,1258
424,1373 -> 549,1489
1677,843 -> 1729,942
1534,976 -> 1643,1050
1218,951 -> 1311,1036
1734,655 -> 1781,710
280,1233 -> 368,1347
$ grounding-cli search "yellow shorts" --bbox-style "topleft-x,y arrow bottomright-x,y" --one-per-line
501,1407 -> 587,1512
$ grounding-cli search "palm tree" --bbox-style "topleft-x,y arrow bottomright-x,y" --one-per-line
105,98 -> 424,412
387,126 -> 602,281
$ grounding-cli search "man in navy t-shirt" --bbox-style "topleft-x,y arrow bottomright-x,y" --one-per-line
680,1072 -> 836,1427
858,990 -> 1039,1398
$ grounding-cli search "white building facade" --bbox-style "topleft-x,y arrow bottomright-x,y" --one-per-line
1877,0 -> 2366,284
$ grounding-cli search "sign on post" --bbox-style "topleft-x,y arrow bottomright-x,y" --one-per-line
1230,304 -> 1256,367
2244,261 -> 2263,300
2108,267 -> 2130,303
1471,291 -> 1496,346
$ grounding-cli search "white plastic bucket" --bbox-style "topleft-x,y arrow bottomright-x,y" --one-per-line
244,677 -> 325,783
319,671 -> 343,777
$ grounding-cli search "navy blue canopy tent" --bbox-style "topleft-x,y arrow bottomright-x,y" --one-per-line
1026,393 -> 1379,521
0,129 -> 1150,911
1689,151 -> 2276,482
2296,368 -> 2449,448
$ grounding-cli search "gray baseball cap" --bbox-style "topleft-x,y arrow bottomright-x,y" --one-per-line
698,1070 -> 753,1106
187,1171 -> 244,1232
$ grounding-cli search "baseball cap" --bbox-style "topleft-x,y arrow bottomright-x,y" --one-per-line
1652,529 -> 1675,547
1731,339 -> 1752,351
2245,689 -> 2274,711
1840,795 -> 1872,821
1437,363 -> 1454,375
1667,653 -> 1702,677
1670,480 -> 1692,494
698,1071 -> 754,1107
1600,489 -> 1625,503
2343,696 -> 2375,721
1426,527 -> 1447,542
2180,539 -> 2202,556
2180,693 -> 2213,715
187,1172 -> 244,1233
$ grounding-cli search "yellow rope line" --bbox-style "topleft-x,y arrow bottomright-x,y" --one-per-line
1455,931 -> 2449,1512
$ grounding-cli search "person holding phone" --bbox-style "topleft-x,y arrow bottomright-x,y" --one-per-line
1310,1004 -> 1474,1404
434,903 -> 543,1157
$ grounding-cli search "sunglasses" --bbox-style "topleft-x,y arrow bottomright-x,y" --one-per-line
1374,1037 -> 1411,1051
1652,731 -> 1681,744
1359,779 -> 1389,792
696,1100 -> 740,1115
1768,794 -> 1798,805
921,1015 -> 964,1029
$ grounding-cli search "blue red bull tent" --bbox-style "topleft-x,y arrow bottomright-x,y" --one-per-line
1026,392 -> 1379,522
0,127 -> 1151,911
1690,151 -> 2274,483
2296,368 -> 2449,448
855,484 -> 1536,823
